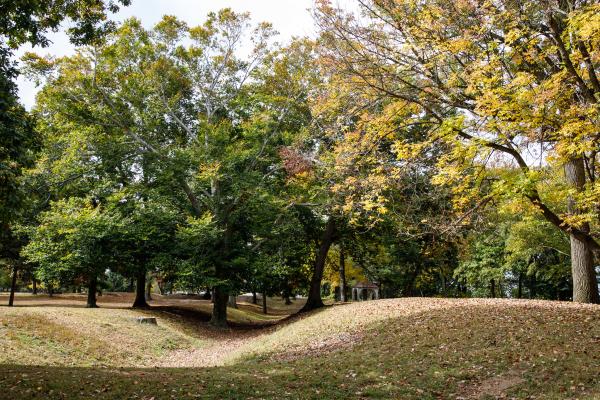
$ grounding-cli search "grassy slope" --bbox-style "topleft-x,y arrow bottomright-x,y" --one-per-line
1,298 -> 600,399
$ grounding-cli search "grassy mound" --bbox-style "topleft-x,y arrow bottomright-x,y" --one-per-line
0,307 -> 204,367
1,298 -> 600,399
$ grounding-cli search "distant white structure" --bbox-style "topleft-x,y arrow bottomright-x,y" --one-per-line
351,282 -> 380,301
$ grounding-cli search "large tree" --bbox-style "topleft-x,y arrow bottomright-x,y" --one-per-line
26,12 -> 314,326
22,197 -> 122,308
315,0 -> 600,303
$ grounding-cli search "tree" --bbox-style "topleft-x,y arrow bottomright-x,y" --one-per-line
26,12 -> 316,326
22,197 -> 123,307
315,0 -> 600,303
0,0 -> 131,305
455,231 -> 508,298
112,194 -> 181,308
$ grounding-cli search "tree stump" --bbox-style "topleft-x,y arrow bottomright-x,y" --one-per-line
135,317 -> 157,325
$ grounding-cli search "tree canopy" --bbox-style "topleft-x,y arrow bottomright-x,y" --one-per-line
2,0 -> 599,322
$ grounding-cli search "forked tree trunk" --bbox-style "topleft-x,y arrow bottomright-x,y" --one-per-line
86,276 -> 98,308
301,218 -> 336,312
339,245 -> 347,302
210,286 -> 228,327
565,158 -> 600,303
8,264 -> 18,306
133,269 -> 149,308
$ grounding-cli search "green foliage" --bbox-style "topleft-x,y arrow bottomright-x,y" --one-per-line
22,197 -> 122,285
1,0 -> 131,48
0,49 -> 36,249
454,209 -> 572,300
455,231 -> 507,298
11,1 -> 595,307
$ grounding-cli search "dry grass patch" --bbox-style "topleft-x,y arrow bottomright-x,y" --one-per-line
2,298 -> 600,399
0,307 -> 205,367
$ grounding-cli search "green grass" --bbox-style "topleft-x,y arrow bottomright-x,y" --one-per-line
1,297 -> 600,399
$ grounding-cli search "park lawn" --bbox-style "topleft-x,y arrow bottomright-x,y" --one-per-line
0,298 -> 599,399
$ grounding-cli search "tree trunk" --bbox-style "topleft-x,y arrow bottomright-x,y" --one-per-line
565,158 -> 600,303
210,286 -> 228,327
404,265 -> 420,297
301,218 -> 336,312
517,273 -> 523,299
202,287 -> 211,300
490,279 -> 496,298
8,264 -> 18,306
86,276 -> 98,308
339,244 -> 347,302
284,295 -> 292,305
133,269 -> 149,308
228,295 -> 237,308
570,232 -> 599,302
145,274 -> 152,302
252,290 -> 257,304
262,292 -> 267,314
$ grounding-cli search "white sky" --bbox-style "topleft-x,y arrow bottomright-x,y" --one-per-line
15,0 -> 356,109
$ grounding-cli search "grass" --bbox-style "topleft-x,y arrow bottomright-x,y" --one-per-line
0,295 -> 599,399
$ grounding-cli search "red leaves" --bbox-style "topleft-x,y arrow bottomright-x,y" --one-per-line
279,147 -> 312,176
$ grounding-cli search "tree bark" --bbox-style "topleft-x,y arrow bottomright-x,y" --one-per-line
8,264 -> 18,307
252,290 -> 257,304
301,218 -> 336,312
86,276 -> 98,308
262,292 -> 267,314
517,273 -> 523,299
145,274 -> 152,302
339,244 -> 347,302
565,158 -> 600,303
210,285 -> 228,327
203,287 -> 212,300
133,269 -> 149,308
490,279 -> 496,298
228,295 -> 238,309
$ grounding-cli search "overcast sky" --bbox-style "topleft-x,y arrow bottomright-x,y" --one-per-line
16,0 -> 354,109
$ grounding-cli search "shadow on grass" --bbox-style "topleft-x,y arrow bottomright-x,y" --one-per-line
2,301 -> 600,399
0,293 -> 331,332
